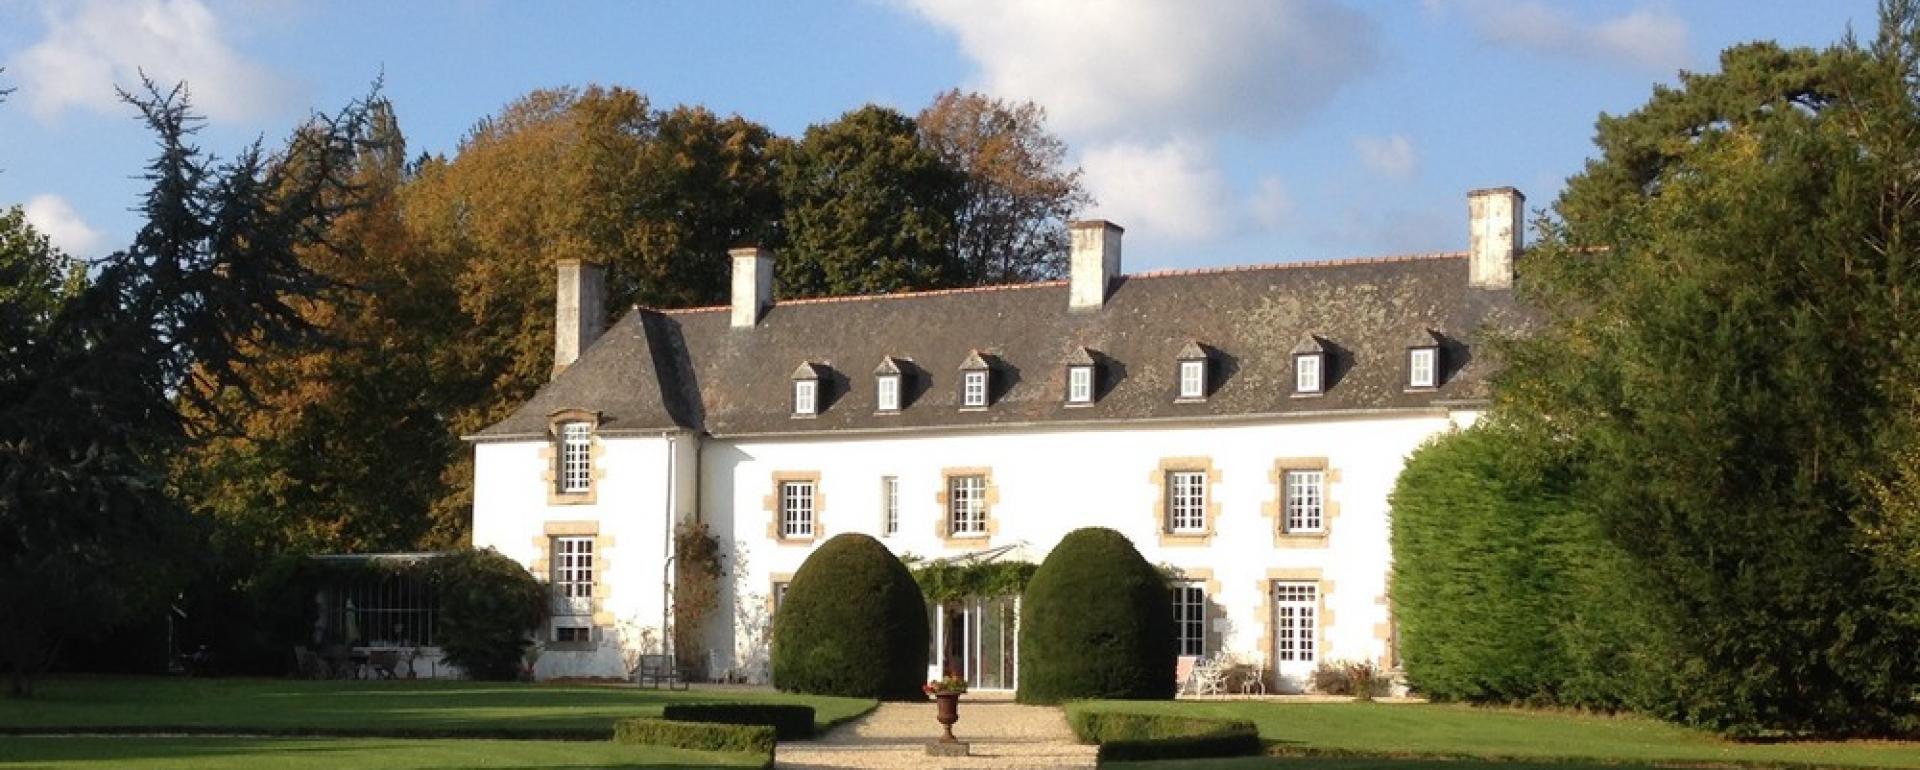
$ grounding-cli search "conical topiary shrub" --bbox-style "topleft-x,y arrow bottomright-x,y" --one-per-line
1017,527 -> 1177,704
771,533 -> 929,699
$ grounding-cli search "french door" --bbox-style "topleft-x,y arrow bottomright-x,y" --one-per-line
934,596 -> 1019,690
1271,581 -> 1318,691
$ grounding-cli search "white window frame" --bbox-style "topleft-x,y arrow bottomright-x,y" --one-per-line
1295,353 -> 1322,394
1167,471 -> 1207,533
948,475 -> 987,536
1171,583 -> 1207,657
773,581 -> 790,613
552,536 -> 594,599
1409,347 -> 1438,388
1178,360 -> 1206,400
882,476 -> 900,536
1284,470 -> 1325,533
1273,581 -> 1318,663
877,375 -> 900,412
793,379 -> 818,415
780,480 -> 815,538
553,624 -> 591,644
1067,365 -> 1093,404
558,421 -> 592,493
962,370 -> 989,408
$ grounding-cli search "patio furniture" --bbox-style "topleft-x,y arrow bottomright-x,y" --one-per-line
320,644 -> 357,679
1184,653 -> 1229,696
635,654 -> 690,690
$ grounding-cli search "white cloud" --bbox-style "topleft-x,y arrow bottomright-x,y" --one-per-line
1249,176 -> 1293,231
23,194 -> 105,257
900,0 -> 1378,139
1079,137 -> 1231,243
8,0 -> 294,122
1354,134 -> 1417,179
1451,1 -> 1689,73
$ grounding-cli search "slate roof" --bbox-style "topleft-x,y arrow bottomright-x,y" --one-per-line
471,251 -> 1530,440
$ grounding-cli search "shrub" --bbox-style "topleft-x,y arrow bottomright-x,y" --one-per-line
426,548 -> 546,680
1310,659 -> 1388,700
661,704 -> 814,740
771,533 -> 929,699
613,717 -> 775,761
1017,527 -> 1176,704
1067,710 -> 1260,761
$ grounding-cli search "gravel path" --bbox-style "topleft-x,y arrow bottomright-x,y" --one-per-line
776,699 -> 1097,769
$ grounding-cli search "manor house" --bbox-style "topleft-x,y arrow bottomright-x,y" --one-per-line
466,187 -> 1530,691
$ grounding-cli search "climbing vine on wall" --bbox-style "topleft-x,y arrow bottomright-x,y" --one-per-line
905,557 -> 1037,602
673,520 -> 725,666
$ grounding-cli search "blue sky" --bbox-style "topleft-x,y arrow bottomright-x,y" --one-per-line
0,0 -> 1885,272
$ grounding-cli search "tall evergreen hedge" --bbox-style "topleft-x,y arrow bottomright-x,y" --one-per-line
771,533 -> 928,699
1389,424 -> 1649,709
1017,527 -> 1175,704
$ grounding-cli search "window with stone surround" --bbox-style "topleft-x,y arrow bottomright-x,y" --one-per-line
882,476 -> 900,536
1171,583 -> 1207,657
557,421 -> 592,494
1273,581 -> 1317,663
552,536 -> 594,599
780,481 -> 815,538
1167,471 -> 1208,533
1284,470 -> 1325,533
948,475 -> 987,536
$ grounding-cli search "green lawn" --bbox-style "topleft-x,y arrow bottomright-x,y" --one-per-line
0,676 -> 873,737
0,736 -> 759,770
1073,700 -> 1920,769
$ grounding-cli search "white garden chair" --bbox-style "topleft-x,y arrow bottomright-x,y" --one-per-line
1186,653 -> 1230,696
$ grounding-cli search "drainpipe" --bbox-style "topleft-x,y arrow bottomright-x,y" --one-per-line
662,434 -> 677,665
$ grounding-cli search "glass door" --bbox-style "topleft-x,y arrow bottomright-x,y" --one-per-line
933,596 -> 1020,690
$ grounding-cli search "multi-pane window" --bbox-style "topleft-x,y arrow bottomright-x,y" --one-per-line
882,476 -> 900,536
949,475 -> 987,536
1179,360 -> 1206,399
1284,470 -> 1325,533
877,375 -> 900,412
963,371 -> 988,407
793,380 -> 818,415
1273,581 -> 1317,662
772,581 -> 790,613
553,536 -> 594,599
1068,366 -> 1093,404
1171,583 -> 1207,657
554,625 -> 591,643
1409,347 -> 1437,388
1295,354 -> 1322,393
781,481 -> 815,538
558,421 -> 592,493
1167,471 -> 1207,533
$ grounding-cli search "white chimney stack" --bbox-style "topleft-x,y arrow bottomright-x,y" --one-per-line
552,259 -> 607,378
1468,187 -> 1524,290
1068,219 -> 1123,311
730,246 -> 774,328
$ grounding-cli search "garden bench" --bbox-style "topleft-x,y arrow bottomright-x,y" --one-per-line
635,654 -> 690,690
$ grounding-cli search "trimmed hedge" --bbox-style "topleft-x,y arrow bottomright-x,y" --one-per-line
1067,711 -> 1261,761
661,703 -> 814,740
613,717 -> 775,760
1016,527 -> 1176,704
772,533 -> 929,699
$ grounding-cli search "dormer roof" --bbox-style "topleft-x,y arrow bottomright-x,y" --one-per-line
873,356 -> 904,376
1291,334 -> 1329,356
959,349 -> 992,371
1404,328 -> 1444,348
791,361 -> 823,380
1176,340 -> 1209,361
1064,346 -> 1097,366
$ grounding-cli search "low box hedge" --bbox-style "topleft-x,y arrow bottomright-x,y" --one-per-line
613,717 -> 775,761
1067,710 -> 1262,761
660,703 -> 816,740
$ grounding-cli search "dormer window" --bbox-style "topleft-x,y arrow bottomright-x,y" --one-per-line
1405,329 -> 1443,389
874,357 -> 905,414
791,362 -> 822,416
963,371 -> 988,407
558,421 -> 592,493
1176,340 -> 1209,401
959,350 -> 993,409
1291,334 -> 1328,396
1065,346 -> 1097,406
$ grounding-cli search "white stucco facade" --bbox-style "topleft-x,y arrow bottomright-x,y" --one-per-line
473,407 -> 1480,690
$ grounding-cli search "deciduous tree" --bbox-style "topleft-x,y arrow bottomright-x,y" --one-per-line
918,90 -> 1088,284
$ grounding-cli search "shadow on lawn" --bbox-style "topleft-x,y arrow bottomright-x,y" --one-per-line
0,736 -> 741,770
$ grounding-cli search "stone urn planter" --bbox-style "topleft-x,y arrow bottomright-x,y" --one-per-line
923,677 -> 969,756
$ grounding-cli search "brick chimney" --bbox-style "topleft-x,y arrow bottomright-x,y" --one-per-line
1468,187 -> 1524,290
730,246 -> 774,328
552,259 -> 607,378
1069,220 -> 1123,311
